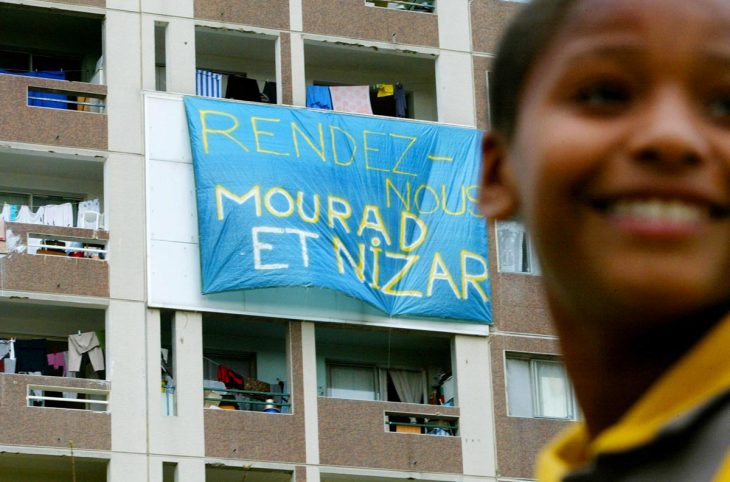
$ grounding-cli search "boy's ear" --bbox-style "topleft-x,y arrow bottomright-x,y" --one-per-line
479,132 -> 518,219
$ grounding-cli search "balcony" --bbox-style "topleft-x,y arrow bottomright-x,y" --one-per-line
303,0 -> 438,47
0,453 -> 108,482
0,4 -> 105,150
1,222 -> 108,299
315,324 -> 461,472
194,316 -> 305,463
304,41 -> 437,121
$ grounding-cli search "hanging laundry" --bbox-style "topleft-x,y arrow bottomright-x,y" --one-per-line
68,332 -> 105,372
377,83 -> 395,97
0,339 -> 14,359
330,86 -> 374,115
15,339 -> 49,374
14,205 -> 44,225
395,83 -> 407,118
196,69 -> 223,98
370,86 -> 396,117
226,75 -> 261,102
263,81 -> 277,104
47,351 -> 68,377
306,85 -> 333,110
1,203 -> 19,222
43,203 -> 73,227
217,364 -> 245,390
77,198 -> 101,228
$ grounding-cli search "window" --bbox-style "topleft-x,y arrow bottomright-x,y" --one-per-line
495,219 -> 541,274
505,353 -> 576,420
328,363 -> 378,400
326,362 -> 427,403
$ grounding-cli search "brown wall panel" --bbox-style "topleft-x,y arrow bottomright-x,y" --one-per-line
303,0 -> 438,47
195,0 -> 290,30
471,0 -> 525,54
279,33 -> 293,106
491,335 -> 573,479
0,74 -> 107,150
0,374 -> 111,450
318,398 -> 462,473
205,321 -> 306,463
487,222 -> 556,335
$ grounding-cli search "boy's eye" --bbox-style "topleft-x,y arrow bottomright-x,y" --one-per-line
573,81 -> 631,110
708,94 -> 730,120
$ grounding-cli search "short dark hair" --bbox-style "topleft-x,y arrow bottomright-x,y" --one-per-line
489,0 -> 579,140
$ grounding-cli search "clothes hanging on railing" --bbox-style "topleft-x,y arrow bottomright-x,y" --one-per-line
394,83 -> 407,118
47,351 -> 68,377
226,74 -> 262,102
15,339 -> 49,374
196,69 -> 223,98
263,81 -> 277,104
330,85 -> 373,115
67,331 -> 105,372
217,364 -> 245,389
44,203 -> 74,227
306,85 -> 333,110
307,83 -> 408,118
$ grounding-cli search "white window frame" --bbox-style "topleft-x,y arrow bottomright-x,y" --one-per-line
505,353 -> 577,421
495,219 -> 541,275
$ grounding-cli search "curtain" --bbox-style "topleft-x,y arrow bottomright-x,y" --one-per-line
329,365 -> 376,400
389,369 -> 424,404
497,221 -> 525,273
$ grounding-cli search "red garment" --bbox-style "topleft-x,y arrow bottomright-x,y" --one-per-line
217,365 -> 244,389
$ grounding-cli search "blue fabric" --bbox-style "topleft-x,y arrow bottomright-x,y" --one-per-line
0,69 -> 68,108
395,84 -> 407,118
184,96 -> 492,323
306,85 -> 333,110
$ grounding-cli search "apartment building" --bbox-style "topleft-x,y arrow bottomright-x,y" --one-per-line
0,1 -> 574,481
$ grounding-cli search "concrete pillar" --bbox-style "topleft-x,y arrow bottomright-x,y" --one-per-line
301,322 -> 320,466
107,300 -> 147,453
435,0 -> 476,126
109,453 -> 148,482
105,10 -> 144,154
104,152 -> 146,301
289,33 -> 307,106
453,335 -> 497,478
147,310 -> 205,457
164,18 -> 196,95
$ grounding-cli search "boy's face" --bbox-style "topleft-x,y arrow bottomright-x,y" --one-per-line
483,0 -> 730,326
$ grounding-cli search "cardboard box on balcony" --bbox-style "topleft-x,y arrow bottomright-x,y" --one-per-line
395,424 -> 421,434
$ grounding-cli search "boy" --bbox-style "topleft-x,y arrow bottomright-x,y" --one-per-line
479,0 -> 730,480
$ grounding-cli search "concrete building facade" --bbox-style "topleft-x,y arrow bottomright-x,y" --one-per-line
0,1 -> 573,481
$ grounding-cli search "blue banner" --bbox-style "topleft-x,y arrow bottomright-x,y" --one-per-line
184,96 -> 491,323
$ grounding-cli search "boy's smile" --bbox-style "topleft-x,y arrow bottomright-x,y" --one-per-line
493,0 -> 730,327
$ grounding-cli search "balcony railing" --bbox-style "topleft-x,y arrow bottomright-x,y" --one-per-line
28,383 -> 109,412
204,387 -> 290,412
365,0 -> 435,12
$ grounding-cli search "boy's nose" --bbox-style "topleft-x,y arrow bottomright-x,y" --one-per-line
628,86 -> 709,171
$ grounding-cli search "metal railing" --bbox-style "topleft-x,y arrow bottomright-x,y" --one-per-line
366,1 -> 435,12
27,88 -> 106,113
203,387 -> 290,411
27,384 -> 110,412
28,232 -> 107,260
